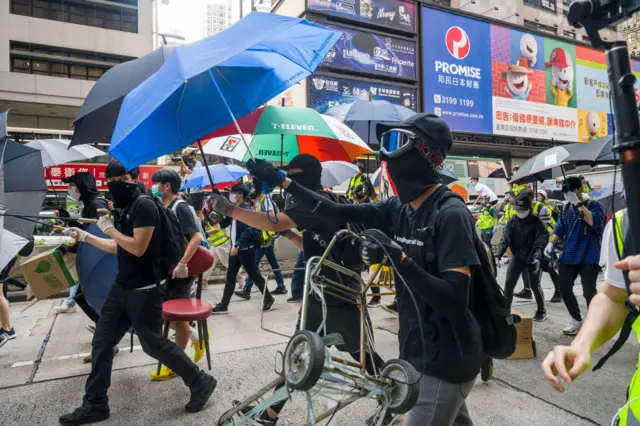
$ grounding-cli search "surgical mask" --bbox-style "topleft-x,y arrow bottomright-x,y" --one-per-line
384,148 -> 442,203
535,196 -> 542,202
516,210 -> 530,219
107,181 -> 139,209
67,186 -> 81,201
151,184 -> 161,198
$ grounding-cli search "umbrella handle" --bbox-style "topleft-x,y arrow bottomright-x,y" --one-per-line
207,69 -> 254,161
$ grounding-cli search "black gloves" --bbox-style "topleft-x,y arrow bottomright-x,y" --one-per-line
360,229 -> 404,267
247,159 -> 287,189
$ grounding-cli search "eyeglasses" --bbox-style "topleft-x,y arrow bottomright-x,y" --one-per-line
380,129 -> 419,158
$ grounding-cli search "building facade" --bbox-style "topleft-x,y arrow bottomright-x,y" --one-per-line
619,14 -> 640,58
0,0 -> 153,130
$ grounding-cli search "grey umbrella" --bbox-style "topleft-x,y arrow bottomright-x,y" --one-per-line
0,111 -> 47,270
70,45 -> 175,147
509,145 -> 576,184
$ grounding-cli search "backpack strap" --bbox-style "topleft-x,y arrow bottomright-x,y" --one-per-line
423,188 -> 463,266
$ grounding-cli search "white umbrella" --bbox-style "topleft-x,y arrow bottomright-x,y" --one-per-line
26,139 -> 105,167
321,161 -> 359,189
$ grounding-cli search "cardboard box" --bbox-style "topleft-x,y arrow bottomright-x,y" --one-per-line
19,249 -> 77,300
508,341 -> 537,360
512,310 -> 533,344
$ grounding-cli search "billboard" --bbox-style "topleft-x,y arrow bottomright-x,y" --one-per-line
307,0 -> 416,33
307,74 -> 418,113
45,163 -> 162,191
421,7 -> 640,143
321,23 -> 417,79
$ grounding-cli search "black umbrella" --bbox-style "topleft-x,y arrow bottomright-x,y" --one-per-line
565,135 -> 616,165
70,46 -> 175,147
592,182 -> 626,216
510,145 -> 576,184
0,110 -> 47,270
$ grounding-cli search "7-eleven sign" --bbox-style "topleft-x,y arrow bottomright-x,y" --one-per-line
220,136 -> 241,152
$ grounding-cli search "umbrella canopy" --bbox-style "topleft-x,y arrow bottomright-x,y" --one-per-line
70,46 -> 176,147
202,110 -> 372,163
324,100 -> 416,146
181,164 -> 249,190
321,161 -> 359,188
108,12 -> 342,169
592,182 -> 626,216
76,224 -> 118,313
509,145 -> 574,184
25,139 -> 105,167
565,135 -> 616,165
0,122 -> 48,270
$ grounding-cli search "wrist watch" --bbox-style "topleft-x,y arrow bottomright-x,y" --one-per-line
575,202 -> 584,208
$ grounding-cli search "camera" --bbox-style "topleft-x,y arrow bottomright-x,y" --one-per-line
172,156 -> 186,162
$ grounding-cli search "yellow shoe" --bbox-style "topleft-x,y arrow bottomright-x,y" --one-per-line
191,331 -> 211,363
150,365 -> 177,381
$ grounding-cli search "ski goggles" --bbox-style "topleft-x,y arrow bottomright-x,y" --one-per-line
380,129 -> 419,158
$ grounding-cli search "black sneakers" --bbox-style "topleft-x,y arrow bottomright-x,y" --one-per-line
234,290 -> 251,300
186,373 -> 217,413
212,304 -> 229,315
263,297 -> 276,312
367,297 -> 381,307
272,287 -> 288,295
514,289 -> 533,300
533,310 -> 547,322
287,296 -> 302,303
550,291 -> 563,303
59,404 -> 110,426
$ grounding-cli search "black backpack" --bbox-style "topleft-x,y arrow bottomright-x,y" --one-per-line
423,189 -> 519,359
127,195 -> 184,281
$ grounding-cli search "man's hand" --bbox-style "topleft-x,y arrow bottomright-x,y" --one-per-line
565,192 -> 580,206
544,242 -> 555,258
616,255 -> 640,306
209,194 -> 233,217
63,227 -> 88,242
172,262 -> 189,279
247,159 -> 287,188
541,345 -> 592,393
360,229 -> 404,267
230,246 -> 238,257
97,215 -> 115,234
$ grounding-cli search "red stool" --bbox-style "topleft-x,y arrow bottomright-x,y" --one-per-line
157,275 -> 212,373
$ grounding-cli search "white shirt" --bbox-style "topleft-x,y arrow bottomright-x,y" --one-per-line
475,183 -> 498,203
600,220 -> 626,289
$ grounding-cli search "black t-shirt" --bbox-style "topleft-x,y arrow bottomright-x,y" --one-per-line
285,191 -> 359,305
169,199 -> 199,239
82,197 -> 109,221
115,196 -> 161,288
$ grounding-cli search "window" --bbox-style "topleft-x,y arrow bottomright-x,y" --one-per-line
9,41 -> 136,81
524,20 -> 557,35
524,0 -> 556,13
563,30 -> 576,39
10,0 -> 138,34
562,0 -> 572,14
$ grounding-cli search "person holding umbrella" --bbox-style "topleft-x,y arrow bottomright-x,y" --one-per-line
544,176 -> 605,336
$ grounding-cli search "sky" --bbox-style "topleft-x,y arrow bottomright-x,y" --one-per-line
158,0 -> 209,42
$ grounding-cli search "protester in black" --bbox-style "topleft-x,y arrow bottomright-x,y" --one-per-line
211,183 -> 275,314
494,194 -> 549,321
226,115 -> 482,425
208,154 -> 385,425
59,160 -> 215,426
150,169 -> 207,379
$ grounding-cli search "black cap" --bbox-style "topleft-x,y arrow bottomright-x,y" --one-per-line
514,194 -> 532,211
281,154 -> 322,175
230,183 -> 250,197
566,176 -> 582,191
376,113 -> 453,157
61,171 -> 95,185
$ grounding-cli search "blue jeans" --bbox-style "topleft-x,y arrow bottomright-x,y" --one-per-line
245,245 -> 285,291
290,251 -> 305,300
65,283 -> 80,307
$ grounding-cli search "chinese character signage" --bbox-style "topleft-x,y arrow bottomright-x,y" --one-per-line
307,74 -> 417,113
321,24 -> 417,79
45,163 -> 163,191
421,7 -> 640,143
308,0 -> 415,33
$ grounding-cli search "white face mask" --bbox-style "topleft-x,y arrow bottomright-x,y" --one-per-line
67,186 -> 81,201
516,210 -> 530,219
228,193 -> 237,203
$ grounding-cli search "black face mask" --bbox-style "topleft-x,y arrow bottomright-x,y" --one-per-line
107,181 -> 140,209
384,148 -> 442,203
288,170 -> 322,191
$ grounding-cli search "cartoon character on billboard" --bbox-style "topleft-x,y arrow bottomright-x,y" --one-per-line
545,47 -> 574,107
582,111 -> 601,141
503,64 -> 533,101
517,34 -> 538,68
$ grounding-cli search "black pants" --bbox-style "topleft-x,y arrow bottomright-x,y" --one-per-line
540,256 -> 560,293
481,230 -> 494,257
504,258 -> 545,312
84,283 -> 202,407
221,248 -> 271,308
558,263 -> 600,321
75,285 -> 100,323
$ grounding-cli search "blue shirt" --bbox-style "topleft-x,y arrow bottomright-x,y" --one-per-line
553,200 -> 604,265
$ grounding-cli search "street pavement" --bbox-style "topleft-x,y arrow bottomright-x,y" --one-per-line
0,269 -> 636,425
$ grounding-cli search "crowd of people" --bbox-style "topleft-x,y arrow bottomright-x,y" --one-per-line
1,113 -> 640,426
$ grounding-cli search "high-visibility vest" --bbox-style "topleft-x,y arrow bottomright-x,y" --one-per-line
511,183 -> 527,196
347,174 -> 364,200
207,224 -> 229,247
533,201 -> 557,234
583,183 -> 592,194
477,206 -> 495,230
503,204 -> 515,221
255,196 -> 278,247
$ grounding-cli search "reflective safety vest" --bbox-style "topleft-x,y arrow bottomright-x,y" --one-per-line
533,201 -> 557,234
477,206 -> 495,230
503,204 -> 515,221
255,196 -> 278,247
347,174 -> 364,200
511,183 -> 527,196
583,183 -> 592,194
207,224 -> 229,247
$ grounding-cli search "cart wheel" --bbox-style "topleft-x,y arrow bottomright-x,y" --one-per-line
284,330 -> 325,391
380,359 -> 420,414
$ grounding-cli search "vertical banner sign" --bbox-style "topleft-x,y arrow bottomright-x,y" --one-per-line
307,0 -> 416,33
421,6 -> 629,143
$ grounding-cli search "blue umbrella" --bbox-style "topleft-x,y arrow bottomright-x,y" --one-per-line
181,164 -> 249,190
324,100 -> 415,147
75,225 -> 118,313
109,12 -> 342,170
